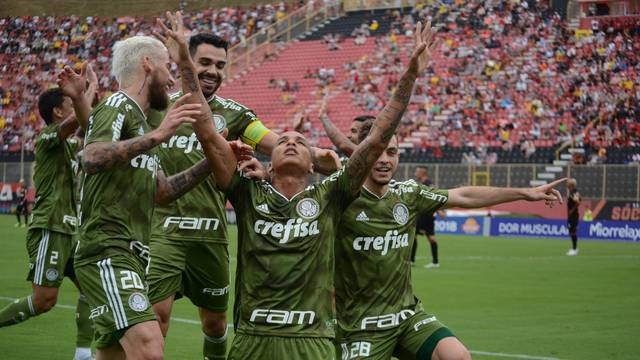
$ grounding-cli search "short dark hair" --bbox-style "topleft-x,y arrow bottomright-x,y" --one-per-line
38,87 -> 65,125
354,115 -> 376,123
416,165 -> 428,172
189,33 -> 229,56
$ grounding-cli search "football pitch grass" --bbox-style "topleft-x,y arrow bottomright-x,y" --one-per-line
0,214 -> 638,359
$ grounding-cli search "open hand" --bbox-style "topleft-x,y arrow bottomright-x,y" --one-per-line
525,178 -> 566,207
57,62 -> 92,100
157,93 -> 201,140
154,11 -> 191,64
407,21 -> 438,77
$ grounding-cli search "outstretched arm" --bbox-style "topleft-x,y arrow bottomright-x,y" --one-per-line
346,21 -> 437,195
155,11 -> 237,190
444,178 -> 566,209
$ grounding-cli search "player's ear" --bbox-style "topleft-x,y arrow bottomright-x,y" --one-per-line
142,56 -> 153,74
309,164 -> 314,174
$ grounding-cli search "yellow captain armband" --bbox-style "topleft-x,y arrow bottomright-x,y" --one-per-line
240,120 -> 271,149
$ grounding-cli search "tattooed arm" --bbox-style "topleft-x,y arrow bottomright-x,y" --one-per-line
155,159 -> 211,205
346,21 -> 437,195
320,114 -> 356,156
83,94 -> 201,174
156,11 -> 238,189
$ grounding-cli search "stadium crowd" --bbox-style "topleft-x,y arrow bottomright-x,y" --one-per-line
339,0 -> 640,161
0,2 -> 296,154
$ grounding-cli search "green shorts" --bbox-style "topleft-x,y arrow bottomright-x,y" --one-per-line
336,310 -> 455,360
229,333 -> 335,360
147,236 -> 229,312
74,250 -> 155,349
26,228 -> 75,287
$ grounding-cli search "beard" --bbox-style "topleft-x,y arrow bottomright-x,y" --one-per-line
199,72 -> 221,99
148,74 -> 169,111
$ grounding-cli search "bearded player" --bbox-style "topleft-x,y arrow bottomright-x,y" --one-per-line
73,35 -> 223,360
333,121 -> 567,360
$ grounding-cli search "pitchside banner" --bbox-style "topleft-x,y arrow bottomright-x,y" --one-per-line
434,216 -> 484,236
491,217 -> 640,242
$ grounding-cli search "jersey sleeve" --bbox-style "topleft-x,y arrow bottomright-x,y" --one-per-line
84,105 -> 130,145
415,185 -> 449,214
239,109 -> 271,149
35,124 -> 62,152
225,170 -> 250,207
320,163 -> 358,211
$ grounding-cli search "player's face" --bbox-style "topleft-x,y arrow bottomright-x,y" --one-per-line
271,131 -> 313,174
369,136 -> 399,186
414,167 -> 427,180
148,54 -> 174,111
193,43 -> 227,98
347,121 -> 363,143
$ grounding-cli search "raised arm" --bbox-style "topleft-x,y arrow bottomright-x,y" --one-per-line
155,11 -> 237,189
317,96 -> 357,156
346,21 -> 437,195
83,94 -> 200,174
57,62 -> 99,135
444,178 -> 566,209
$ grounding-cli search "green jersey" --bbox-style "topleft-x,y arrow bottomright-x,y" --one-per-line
147,93 -> 266,243
335,180 -> 448,332
226,168 -> 356,338
30,123 -> 79,234
75,91 -> 159,265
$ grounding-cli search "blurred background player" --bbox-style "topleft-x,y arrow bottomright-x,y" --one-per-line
0,81 -> 97,360
413,166 -> 445,268
567,178 -> 581,256
13,179 -> 29,227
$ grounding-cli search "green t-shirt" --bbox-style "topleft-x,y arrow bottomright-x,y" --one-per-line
29,123 -> 79,234
335,180 -> 448,332
75,91 -> 159,265
227,167 -> 356,338
147,93 -> 264,243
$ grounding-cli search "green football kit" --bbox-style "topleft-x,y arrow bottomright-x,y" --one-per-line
26,123 -> 79,287
225,166 -> 357,360
74,91 -> 158,348
335,180 -> 455,360
146,93 -> 270,313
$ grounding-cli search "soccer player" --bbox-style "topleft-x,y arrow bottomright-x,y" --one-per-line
414,166 -> 445,268
169,16 -> 437,359
566,178 -> 580,256
0,79 -> 98,360
144,32 -> 277,360
73,36 -> 216,360
334,130 -> 567,360
14,179 -> 28,227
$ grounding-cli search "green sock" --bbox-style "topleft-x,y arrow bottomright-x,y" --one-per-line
75,294 -> 95,348
0,296 -> 37,327
203,326 -> 228,360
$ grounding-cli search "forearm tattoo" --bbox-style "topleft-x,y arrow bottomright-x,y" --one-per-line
160,159 -> 210,203
83,135 -> 158,174
180,66 -> 200,93
347,71 -> 416,194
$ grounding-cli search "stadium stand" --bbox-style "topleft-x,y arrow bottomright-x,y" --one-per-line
1,0 -> 639,164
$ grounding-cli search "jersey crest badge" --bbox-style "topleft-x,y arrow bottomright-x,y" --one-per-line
128,293 -> 148,312
45,268 -> 58,281
393,203 -> 409,225
213,114 -> 226,134
296,198 -> 320,219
